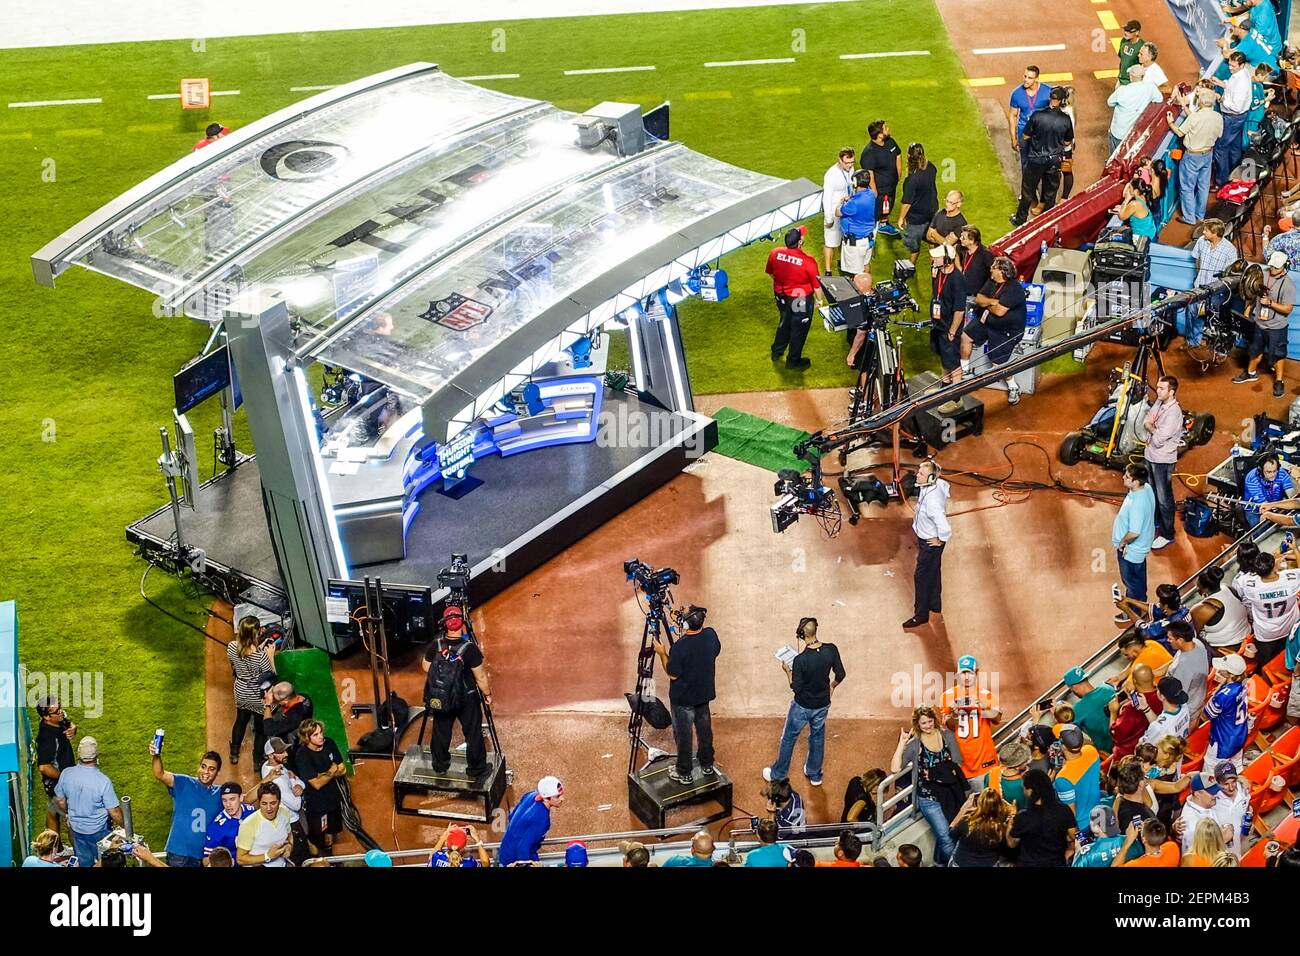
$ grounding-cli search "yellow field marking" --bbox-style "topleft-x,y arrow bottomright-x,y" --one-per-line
890,78 -> 940,88
55,127 -> 103,138
685,90 -> 733,100
963,76 -> 1006,88
1095,69 -> 1121,80
754,86 -> 802,96
0,131 -> 33,140
1039,72 -> 1074,82
1098,10 -> 1120,30
127,122 -> 174,133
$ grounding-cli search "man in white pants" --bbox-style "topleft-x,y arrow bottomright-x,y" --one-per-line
821,147 -> 856,274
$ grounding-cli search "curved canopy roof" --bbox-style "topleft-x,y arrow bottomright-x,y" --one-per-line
33,63 -> 818,414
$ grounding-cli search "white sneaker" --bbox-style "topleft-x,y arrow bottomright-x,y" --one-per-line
761,766 -> 773,782
1113,612 -> 1131,624
1151,536 -> 1171,550
1007,387 -> 1021,406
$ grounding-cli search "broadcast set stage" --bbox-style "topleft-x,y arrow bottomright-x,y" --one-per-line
8,0 -> 1300,907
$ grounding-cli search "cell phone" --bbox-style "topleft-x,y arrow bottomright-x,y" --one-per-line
750,816 -> 759,831
1036,699 -> 1054,713
1111,584 -> 1123,602
1130,691 -> 1142,708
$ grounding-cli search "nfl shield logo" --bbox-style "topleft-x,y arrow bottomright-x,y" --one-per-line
418,293 -> 492,331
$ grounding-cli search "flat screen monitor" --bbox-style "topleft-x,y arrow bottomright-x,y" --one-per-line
174,345 -> 242,414
643,102 -> 670,142
326,579 -> 433,645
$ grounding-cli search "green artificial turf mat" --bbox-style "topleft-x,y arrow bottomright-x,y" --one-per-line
711,407 -> 810,473
272,648 -> 351,771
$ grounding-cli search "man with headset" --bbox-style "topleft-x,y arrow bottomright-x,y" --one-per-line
652,606 -> 721,785
762,618 -> 846,788
905,458 -> 952,630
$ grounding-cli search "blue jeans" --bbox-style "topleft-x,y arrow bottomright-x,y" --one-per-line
917,796 -> 956,865
768,700 -> 830,782
1119,552 -> 1148,603
1214,112 -> 1247,185
167,853 -> 204,867
1147,460 -> 1176,541
71,823 -> 111,867
1178,149 -> 1213,224
1108,132 -> 1121,156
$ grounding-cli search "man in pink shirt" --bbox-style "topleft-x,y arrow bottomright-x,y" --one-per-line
1143,375 -> 1182,550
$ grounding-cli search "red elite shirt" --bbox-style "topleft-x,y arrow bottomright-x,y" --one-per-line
766,246 -> 821,297
193,126 -> 231,150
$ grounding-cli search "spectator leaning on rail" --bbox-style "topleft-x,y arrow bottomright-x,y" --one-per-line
34,696 -> 76,837
1168,94 -> 1224,228
1111,462 -> 1157,609
890,704 -> 964,865
150,742 -> 222,868
763,616 -> 845,788
1106,65 -> 1162,156
744,818 -> 788,867
663,830 -> 716,867
498,775 -> 564,866
428,824 -> 490,868
1212,52 -> 1253,187
54,736 -> 123,867
1141,375 -> 1182,551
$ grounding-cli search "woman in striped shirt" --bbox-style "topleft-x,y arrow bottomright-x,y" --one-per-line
227,616 -> 274,765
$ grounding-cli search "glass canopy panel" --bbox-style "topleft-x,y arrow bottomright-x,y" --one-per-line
221,106 -> 618,335
67,71 -> 530,298
313,145 -> 782,400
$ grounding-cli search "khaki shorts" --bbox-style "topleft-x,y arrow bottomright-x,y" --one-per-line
1289,672 -> 1300,721
824,220 -> 843,247
841,237 -> 874,274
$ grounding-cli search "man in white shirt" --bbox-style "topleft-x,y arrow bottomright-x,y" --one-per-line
1138,676 -> 1191,745
1175,773 -> 1234,854
904,458 -> 952,630
235,782 -> 293,867
1211,761 -> 1251,856
1213,52 -> 1253,186
1106,64 -> 1163,155
261,736 -> 304,825
1138,43 -> 1170,95
822,148 -> 856,275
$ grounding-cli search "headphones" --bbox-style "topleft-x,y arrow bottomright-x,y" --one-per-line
796,617 -> 818,641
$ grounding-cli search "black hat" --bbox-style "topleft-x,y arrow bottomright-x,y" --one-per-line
1059,725 -> 1085,751
1050,86 -> 1068,102
1025,723 -> 1056,752
784,226 -> 806,247
219,782 -> 244,796
1157,676 -> 1188,706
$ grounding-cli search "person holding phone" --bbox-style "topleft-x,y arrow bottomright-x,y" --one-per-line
227,615 -> 274,766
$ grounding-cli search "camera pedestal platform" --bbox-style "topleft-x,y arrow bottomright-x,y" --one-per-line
628,757 -> 733,830
393,746 -> 507,822
908,370 -> 984,450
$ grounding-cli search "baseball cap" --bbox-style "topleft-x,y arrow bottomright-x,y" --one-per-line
537,775 -> 564,799
1062,666 -> 1087,686
1269,250 -> 1291,270
956,654 -> 978,673
364,849 -> 393,867
1157,675 -> 1189,705
1050,86 -> 1069,101
784,226 -> 806,246
1090,804 -> 1120,837
565,842 -> 589,867
77,736 -> 98,761
1215,653 -> 1246,677
1024,723 -> 1057,752
1214,761 -> 1240,783
264,736 -> 290,757
998,741 -> 1031,768
219,782 -> 243,796
1059,725 -> 1085,750
620,840 -> 649,865
444,827 -> 468,850
1191,772 -> 1222,795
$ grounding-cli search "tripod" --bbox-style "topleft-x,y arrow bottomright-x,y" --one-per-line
841,319 -> 928,466
347,577 -> 406,760
627,588 -> 676,777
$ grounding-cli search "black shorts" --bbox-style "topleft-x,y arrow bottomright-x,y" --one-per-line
965,320 -> 1016,365
931,324 -> 961,371
305,808 -> 343,837
1251,324 -> 1288,361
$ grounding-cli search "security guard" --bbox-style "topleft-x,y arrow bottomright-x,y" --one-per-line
1010,86 -> 1074,227
836,171 -> 878,277
765,226 -> 826,371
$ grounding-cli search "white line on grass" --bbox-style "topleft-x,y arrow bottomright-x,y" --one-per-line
290,85 -> 338,91
8,97 -> 102,108
704,57 -> 794,67
147,93 -> 180,100
564,65 -> 655,75
972,44 -> 1066,54
458,74 -> 521,81
211,90 -> 241,96
839,50 -> 930,60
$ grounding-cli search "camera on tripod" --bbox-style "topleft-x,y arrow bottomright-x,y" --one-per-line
624,559 -> 679,601
818,273 -> 919,333
437,553 -> 471,597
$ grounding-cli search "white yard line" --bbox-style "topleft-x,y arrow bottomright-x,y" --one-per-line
839,50 -> 930,60
8,97 -> 102,108
563,65 -> 655,75
704,57 -> 794,68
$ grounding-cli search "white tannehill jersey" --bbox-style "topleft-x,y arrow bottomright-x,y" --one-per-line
1237,568 -> 1300,642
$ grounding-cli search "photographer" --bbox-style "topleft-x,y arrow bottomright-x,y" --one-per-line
227,614 -> 275,766
421,604 -> 491,779
652,605 -> 721,785
429,823 -> 490,867
836,170 -> 878,277
928,243 -> 967,384
263,680 -> 314,745
34,696 -> 75,837
762,617 -> 845,788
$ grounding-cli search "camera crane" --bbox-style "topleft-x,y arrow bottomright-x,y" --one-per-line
771,273 -> 1244,536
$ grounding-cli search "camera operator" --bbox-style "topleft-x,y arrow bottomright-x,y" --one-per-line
652,605 -> 721,785
421,604 -> 492,779
904,458 -> 952,630
964,256 -> 1028,405
836,171 -> 878,277
928,244 -> 968,384
429,823 -> 490,867
766,226 -> 826,371
762,617 -> 845,787
34,696 -> 76,837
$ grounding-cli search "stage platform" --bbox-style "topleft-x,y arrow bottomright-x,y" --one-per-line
128,391 -> 716,607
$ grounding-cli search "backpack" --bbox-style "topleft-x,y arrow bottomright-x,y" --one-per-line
425,640 -> 468,712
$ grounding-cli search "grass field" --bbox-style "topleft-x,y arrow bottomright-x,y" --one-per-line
0,0 -> 1021,847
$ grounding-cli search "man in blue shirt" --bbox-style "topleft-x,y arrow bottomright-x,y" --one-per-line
1204,654 -> 1250,768
1243,454 -> 1296,527
662,830 -> 716,867
743,818 -> 788,867
205,782 -> 255,863
151,743 -> 222,867
54,737 -> 123,867
836,171 -> 877,277
1072,805 -> 1126,866
1112,462 -> 1157,612
1008,66 -> 1052,168
498,775 -> 563,865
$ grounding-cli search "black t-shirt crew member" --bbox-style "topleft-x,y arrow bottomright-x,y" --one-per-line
655,606 -> 721,785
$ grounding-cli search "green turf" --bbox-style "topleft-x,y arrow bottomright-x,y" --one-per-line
272,649 -> 351,770
711,407 -> 811,472
0,0 -> 1014,846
